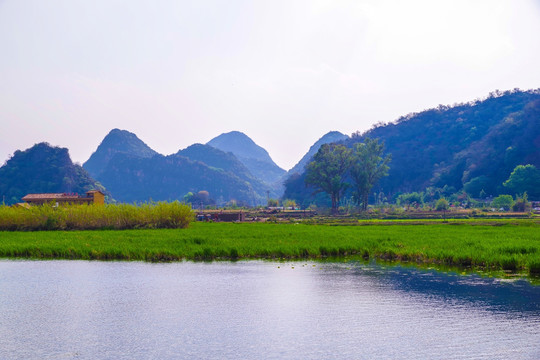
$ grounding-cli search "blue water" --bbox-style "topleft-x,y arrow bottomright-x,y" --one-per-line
0,260 -> 538,359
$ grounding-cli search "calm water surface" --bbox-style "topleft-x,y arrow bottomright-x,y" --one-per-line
0,260 -> 539,359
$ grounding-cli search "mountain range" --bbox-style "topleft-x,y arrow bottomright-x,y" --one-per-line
1,88 -> 539,206
79,130 -> 275,205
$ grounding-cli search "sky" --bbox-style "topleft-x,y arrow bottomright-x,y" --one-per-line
1,0 -> 540,171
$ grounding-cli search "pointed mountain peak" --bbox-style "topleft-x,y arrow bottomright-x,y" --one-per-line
207,131 -> 271,161
206,131 -> 286,184
83,129 -> 158,178
100,129 -> 156,152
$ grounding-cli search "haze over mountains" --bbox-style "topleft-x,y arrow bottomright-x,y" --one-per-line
1,88 -> 539,206
207,131 -> 286,185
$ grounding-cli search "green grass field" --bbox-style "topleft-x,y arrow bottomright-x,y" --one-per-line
1,220 -> 539,276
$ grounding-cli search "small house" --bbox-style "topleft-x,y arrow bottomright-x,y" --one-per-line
22,190 -> 105,206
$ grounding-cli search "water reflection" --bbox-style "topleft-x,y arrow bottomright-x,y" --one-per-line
0,260 -> 538,360
319,261 -> 540,314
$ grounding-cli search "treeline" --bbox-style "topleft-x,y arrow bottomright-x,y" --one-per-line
394,189 -> 532,213
286,163 -> 540,213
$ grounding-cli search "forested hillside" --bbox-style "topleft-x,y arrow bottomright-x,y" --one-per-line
284,89 -> 540,205
177,144 -> 277,198
83,128 -> 158,178
81,129 -> 279,204
97,153 -> 264,205
0,143 -> 107,204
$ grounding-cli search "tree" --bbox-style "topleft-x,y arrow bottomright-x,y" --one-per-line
435,198 -> 449,211
463,175 -> 492,198
283,199 -> 297,209
423,187 -> 442,203
267,198 -> 279,207
491,195 -> 514,211
512,192 -> 531,212
503,164 -> 540,199
185,190 -> 214,206
350,138 -> 391,211
397,192 -> 423,210
305,144 -> 351,214
183,192 -> 194,203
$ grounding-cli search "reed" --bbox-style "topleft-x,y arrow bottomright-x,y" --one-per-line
0,202 -> 193,231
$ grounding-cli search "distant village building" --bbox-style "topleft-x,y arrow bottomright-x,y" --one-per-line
21,190 -> 105,206
196,211 -> 245,222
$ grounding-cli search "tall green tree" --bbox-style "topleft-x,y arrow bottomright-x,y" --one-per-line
503,164 -> 540,198
305,144 -> 351,214
492,195 -> 514,211
350,138 -> 391,211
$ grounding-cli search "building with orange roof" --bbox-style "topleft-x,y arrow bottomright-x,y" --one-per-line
22,190 -> 105,206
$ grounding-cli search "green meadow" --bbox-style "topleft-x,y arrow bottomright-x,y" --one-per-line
1,220 -> 539,277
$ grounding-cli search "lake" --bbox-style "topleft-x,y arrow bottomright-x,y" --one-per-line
0,260 -> 539,359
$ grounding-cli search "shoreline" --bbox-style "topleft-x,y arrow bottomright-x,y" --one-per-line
1,220 -> 539,278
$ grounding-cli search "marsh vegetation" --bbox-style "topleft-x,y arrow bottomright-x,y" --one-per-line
0,220 -> 539,277
0,202 -> 193,231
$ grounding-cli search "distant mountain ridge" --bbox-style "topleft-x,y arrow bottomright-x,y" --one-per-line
284,89 -> 540,205
177,143 -> 253,181
0,143 -> 107,204
8,89 -> 537,207
207,131 -> 286,184
177,143 -> 276,198
83,128 -> 158,178
79,130 -> 279,204
98,152 -> 264,205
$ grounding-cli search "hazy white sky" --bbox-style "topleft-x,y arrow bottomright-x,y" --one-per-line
1,0 -> 539,170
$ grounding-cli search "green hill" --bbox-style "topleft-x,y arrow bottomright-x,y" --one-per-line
83,128 -> 158,178
177,143 -> 255,183
177,143 -> 277,198
0,143 -> 107,204
284,89 -> 540,205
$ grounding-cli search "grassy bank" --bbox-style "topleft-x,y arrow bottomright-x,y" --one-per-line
0,220 -> 539,276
